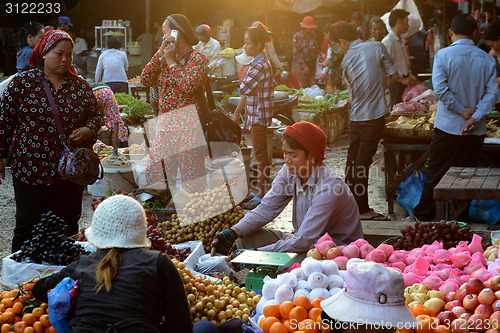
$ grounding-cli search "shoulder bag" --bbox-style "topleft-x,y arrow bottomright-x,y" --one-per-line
42,79 -> 103,186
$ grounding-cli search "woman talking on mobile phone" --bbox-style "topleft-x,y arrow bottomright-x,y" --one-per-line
141,14 -> 209,194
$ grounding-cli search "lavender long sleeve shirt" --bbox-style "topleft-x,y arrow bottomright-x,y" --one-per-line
234,164 -> 363,253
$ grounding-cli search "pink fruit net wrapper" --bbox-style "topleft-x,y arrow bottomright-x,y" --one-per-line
359,244 -> 374,259
451,251 -> 472,269
315,240 -> 335,257
433,249 -> 451,264
439,280 -> 459,294
366,249 -> 386,263
406,256 -> 417,266
423,275 -> 443,290
333,256 -> 348,270
352,238 -> 369,248
388,251 -> 408,263
468,234 -> 483,255
403,272 -> 424,288
376,244 -> 394,258
472,268 -> 492,282
342,244 -> 360,259
464,255 -> 487,275
412,256 -> 431,276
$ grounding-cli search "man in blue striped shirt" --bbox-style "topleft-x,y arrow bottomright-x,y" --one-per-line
414,14 -> 498,221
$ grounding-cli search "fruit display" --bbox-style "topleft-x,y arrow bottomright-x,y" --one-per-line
172,260 -> 261,325
394,221 -> 473,251
255,256 -> 345,318
0,278 -> 57,332
147,224 -> 192,261
11,212 -> 90,266
487,119 -> 500,138
157,186 -> 244,253
484,242 -> 500,262
385,114 -> 434,131
404,284 -> 446,314
258,296 -> 327,333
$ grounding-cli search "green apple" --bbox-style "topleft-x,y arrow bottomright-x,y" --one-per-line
410,284 -> 427,294
412,293 -> 430,303
404,293 -> 413,304
427,290 -> 444,301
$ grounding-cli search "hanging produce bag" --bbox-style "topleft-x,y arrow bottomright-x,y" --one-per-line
381,0 -> 423,38
397,168 -> 425,213
48,277 -> 79,333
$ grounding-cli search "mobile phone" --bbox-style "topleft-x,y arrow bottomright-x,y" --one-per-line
170,30 -> 178,47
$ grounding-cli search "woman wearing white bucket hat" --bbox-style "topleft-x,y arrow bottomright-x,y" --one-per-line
32,195 -> 196,332
320,261 -> 419,332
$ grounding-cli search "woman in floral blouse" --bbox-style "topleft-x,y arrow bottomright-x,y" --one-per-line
91,83 -> 128,145
0,30 -> 103,252
292,16 -> 321,87
141,14 -> 208,194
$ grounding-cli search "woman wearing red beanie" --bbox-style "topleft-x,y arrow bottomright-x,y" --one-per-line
211,122 -> 363,258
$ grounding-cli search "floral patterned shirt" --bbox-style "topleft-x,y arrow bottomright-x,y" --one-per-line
292,29 -> 320,69
140,48 -> 208,113
93,87 -> 128,142
0,68 -> 103,185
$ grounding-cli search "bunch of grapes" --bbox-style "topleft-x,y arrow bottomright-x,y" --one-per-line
394,220 -> 473,250
12,212 -> 90,265
147,225 -> 191,261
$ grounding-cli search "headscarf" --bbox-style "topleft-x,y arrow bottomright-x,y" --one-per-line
29,29 -> 76,78
166,14 -> 199,46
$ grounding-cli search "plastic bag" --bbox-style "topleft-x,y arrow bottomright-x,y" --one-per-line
469,200 -> 500,225
397,169 -> 425,213
381,0 -> 423,39
48,277 -> 78,333
195,254 -> 233,275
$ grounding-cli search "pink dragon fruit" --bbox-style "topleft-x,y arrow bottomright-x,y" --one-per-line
376,244 -> 394,258
315,240 -> 336,257
342,244 -> 360,259
423,275 -> 443,290
472,269 -> 492,282
359,244 -> 374,259
451,251 -> 472,269
388,251 -> 407,263
365,249 -> 386,263
333,256 -> 348,270
468,234 -> 483,255
403,272 -> 424,288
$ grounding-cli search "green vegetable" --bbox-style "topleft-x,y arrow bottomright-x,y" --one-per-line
128,99 -> 153,118
221,89 -> 239,106
115,93 -> 137,106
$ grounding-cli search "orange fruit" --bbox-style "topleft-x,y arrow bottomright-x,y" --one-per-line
13,321 -> 27,333
39,304 -> 47,313
289,307 -> 308,324
294,295 -> 312,312
21,314 -> 35,326
263,317 -> 281,333
2,312 -> 15,324
9,291 -> 19,299
0,291 -> 9,299
3,298 -> 14,308
411,304 -> 435,318
16,296 -> 29,304
259,317 -> 266,330
283,319 -> 297,333
31,308 -> 43,319
297,319 -> 318,333
32,322 -> 43,333
0,324 -> 11,333
308,308 -> 322,321
39,315 -> 50,327
269,321 -> 288,333
263,304 -> 281,319
434,325 -> 451,333
11,302 -> 23,315
279,301 -> 296,320
46,326 -> 58,333
415,315 -> 433,333
23,328 -> 34,333
310,299 -> 322,309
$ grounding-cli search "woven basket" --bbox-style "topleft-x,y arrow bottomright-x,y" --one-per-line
383,125 -> 433,140
382,236 -> 399,246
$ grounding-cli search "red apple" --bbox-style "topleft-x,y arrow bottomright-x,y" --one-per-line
446,300 -> 463,311
486,276 -> 500,292
326,247 -> 343,260
479,289 -> 498,306
490,311 -> 500,329
485,329 -> 500,333
492,301 -> 500,313
467,279 -> 486,295
496,290 -> 500,299
452,318 -> 470,333
437,311 -> 457,326
459,289 -> 469,302
453,306 -> 469,318
460,312 -> 472,321
447,292 -> 459,302
464,294 -> 480,312
475,304 -> 493,319
468,313 -> 488,332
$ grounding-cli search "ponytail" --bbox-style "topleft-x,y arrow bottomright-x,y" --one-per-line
246,23 -> 272,51
95,248 -> 122,292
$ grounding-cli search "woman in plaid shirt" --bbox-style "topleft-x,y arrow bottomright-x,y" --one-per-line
233,24 -> 275,209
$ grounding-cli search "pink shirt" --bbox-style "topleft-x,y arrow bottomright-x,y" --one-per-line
234,164 -> 363,253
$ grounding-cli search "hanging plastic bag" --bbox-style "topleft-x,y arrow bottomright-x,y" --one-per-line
469,200 -> 500,225
381,0 -> 423,39
47,277 -> 79,333
397,168 -> 425,213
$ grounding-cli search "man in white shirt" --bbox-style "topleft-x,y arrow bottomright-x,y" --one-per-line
383,9 -> 418,108
194,24 -> 222,76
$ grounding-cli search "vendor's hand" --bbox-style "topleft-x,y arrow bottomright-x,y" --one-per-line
233,113 -> 240,125
211,228 -> 238,256
0,159 -> 5,185
460,117 -> 479,135
68,127 -> 92,143
461,108 -> 476,120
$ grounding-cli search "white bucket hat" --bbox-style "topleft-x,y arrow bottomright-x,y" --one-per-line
85,195 -> 151,249
321,261 -> 419,329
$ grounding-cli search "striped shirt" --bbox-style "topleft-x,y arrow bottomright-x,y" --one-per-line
240,52 -> 274,129
382,31 -> 410,76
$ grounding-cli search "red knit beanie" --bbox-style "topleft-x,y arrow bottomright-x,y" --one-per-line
283,122 -> 326,162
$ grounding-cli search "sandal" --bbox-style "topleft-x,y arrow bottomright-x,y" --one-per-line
242,196 -> 262,210
242,192 -> 257,203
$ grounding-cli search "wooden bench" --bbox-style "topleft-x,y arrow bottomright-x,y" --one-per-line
434,167 -> 500,220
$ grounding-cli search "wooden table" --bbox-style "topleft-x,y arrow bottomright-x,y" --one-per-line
434,167 -> 500,220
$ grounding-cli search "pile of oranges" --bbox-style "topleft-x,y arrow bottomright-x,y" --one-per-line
396,304 -> 450,333
259,296 -> 329,333
0,279 -> 57,333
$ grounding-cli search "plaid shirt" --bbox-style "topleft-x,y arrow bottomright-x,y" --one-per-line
240,53 -> 274,129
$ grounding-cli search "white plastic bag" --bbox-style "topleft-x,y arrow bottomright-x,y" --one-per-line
195,253 -> 233,275
381,0 -> 423,39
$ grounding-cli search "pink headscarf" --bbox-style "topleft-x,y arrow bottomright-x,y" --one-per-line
29,30 -> 76,78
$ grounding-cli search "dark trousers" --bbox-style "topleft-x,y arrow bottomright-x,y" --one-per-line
12,178 -> 84,252
106,82 -> 129,95
414,128 -> 485,221
345,116 -> 386,214
388,81 -> 406,109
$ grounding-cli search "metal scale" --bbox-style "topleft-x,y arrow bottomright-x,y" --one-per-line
231,250 -> 298,293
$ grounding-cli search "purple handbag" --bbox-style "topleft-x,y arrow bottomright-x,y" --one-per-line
42,80 -> 103,186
